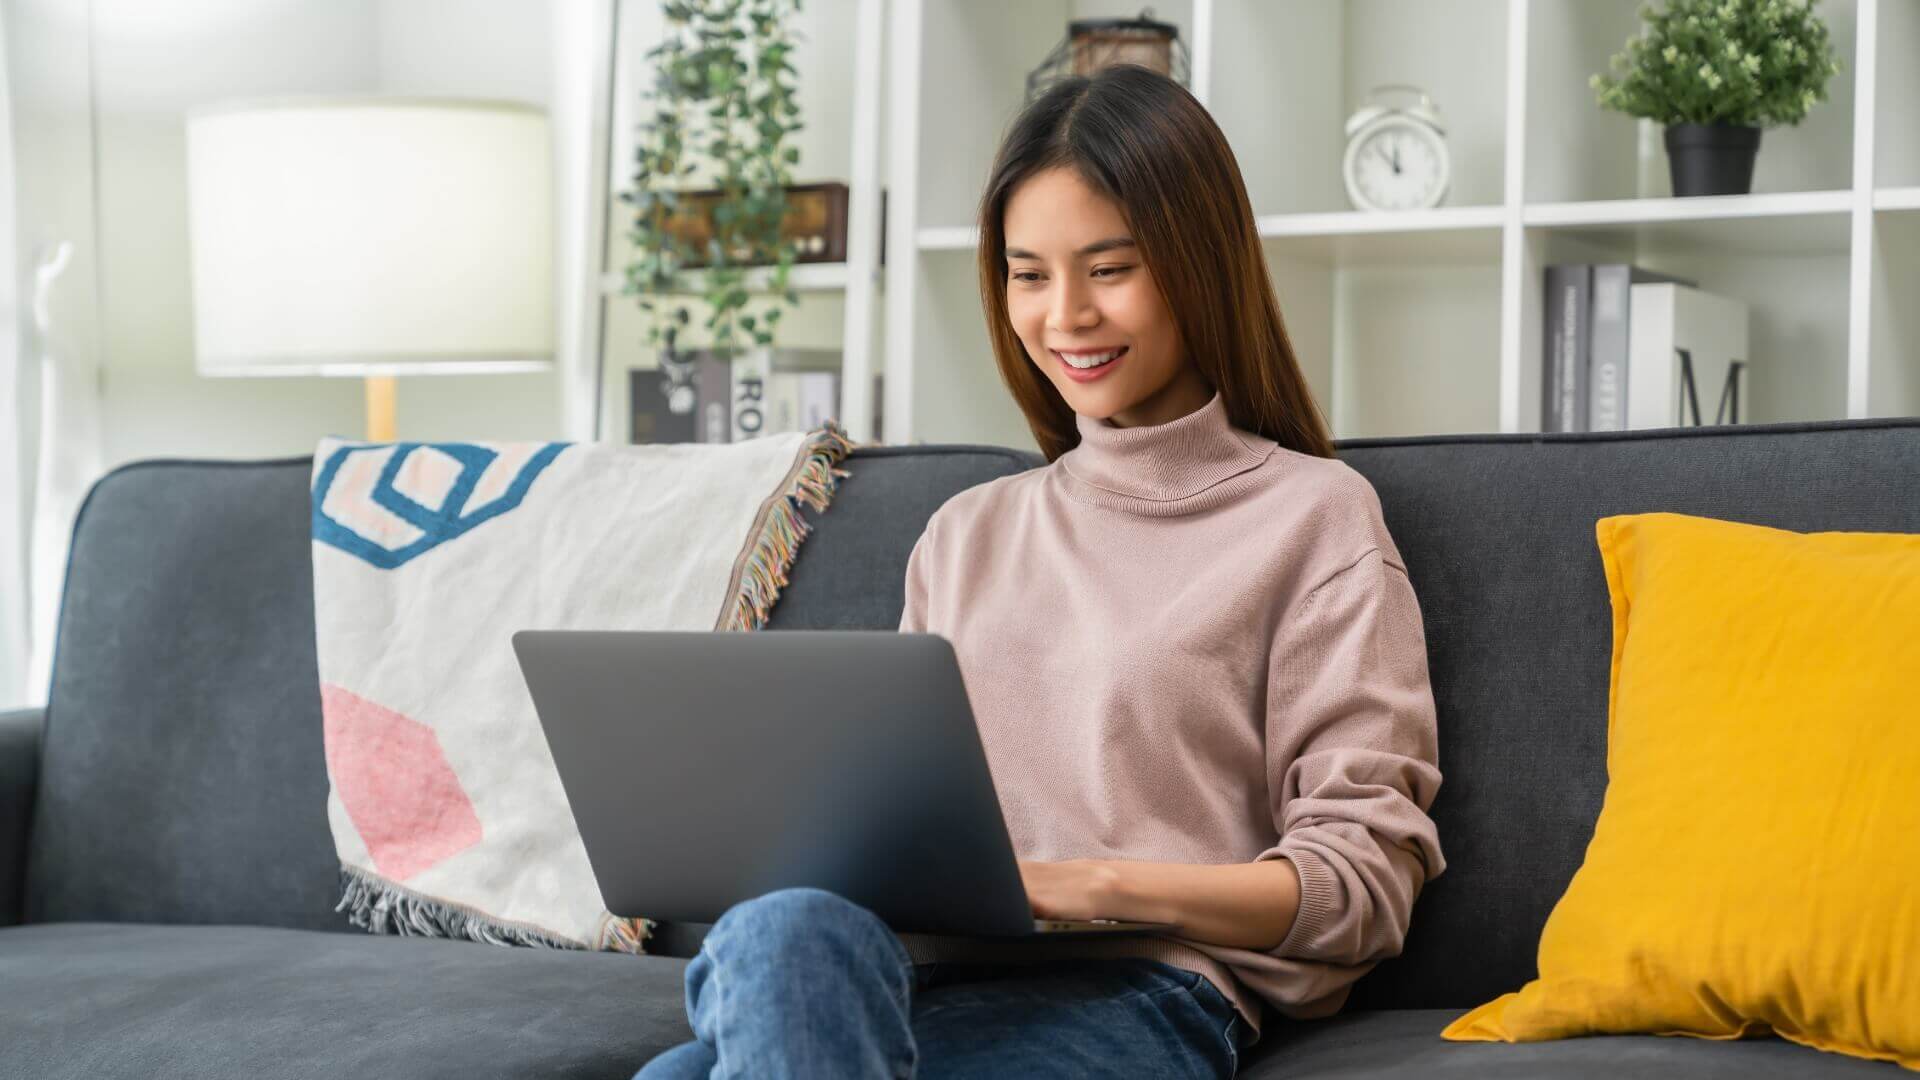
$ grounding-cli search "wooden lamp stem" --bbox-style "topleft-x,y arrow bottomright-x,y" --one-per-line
364,375 -> 397,442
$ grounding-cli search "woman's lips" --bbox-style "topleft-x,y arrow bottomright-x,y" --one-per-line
1053,346 -> 1128,382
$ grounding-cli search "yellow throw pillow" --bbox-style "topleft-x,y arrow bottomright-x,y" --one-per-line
1442,511 -> 1920,1071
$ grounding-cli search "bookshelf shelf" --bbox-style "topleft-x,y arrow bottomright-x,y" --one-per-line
595,0 -> 887,444
604,0 -> 1919,448
1255,207 -> 1508,239
1877,188 -> 1920,212
1522,191 -> 1855,229
877,0 -> 1916,449
916,226 -> 979,253
597,262 -> 861,297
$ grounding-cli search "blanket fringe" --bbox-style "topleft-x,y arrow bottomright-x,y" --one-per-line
720,421 -> 858,632
334,864 -> 651,952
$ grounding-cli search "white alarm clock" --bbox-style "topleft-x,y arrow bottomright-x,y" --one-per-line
1342,84 -> 1450,212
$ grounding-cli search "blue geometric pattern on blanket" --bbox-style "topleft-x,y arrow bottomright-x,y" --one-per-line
312,441 -> 569,569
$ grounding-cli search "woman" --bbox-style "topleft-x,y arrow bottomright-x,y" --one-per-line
638,63 -> 1446,1080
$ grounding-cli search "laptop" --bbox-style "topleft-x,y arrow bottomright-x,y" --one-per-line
511,629 -> 1177,939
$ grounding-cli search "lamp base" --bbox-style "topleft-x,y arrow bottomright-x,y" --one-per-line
364,376 -> 396,442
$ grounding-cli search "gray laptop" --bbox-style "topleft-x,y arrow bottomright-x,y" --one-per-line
511,629 -> 1176,939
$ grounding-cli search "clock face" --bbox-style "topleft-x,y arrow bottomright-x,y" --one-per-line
1344,119 -> 1448,211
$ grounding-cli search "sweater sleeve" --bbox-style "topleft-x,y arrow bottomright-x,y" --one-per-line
1253,546 -> 1446,967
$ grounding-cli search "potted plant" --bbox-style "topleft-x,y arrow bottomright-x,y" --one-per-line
1590,0 -> 1842,197
620,0 -> 805,424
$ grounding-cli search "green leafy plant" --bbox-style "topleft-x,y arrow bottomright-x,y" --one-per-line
621,0 -> 805,359
1590,0 -> 1842,127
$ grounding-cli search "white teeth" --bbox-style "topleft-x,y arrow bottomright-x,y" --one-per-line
1061,348 -> 1122,369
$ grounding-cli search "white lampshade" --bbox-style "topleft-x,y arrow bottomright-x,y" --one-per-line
186,97 -> 554,377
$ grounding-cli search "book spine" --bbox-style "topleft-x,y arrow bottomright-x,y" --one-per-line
1568,266 -> 1592,432
694,351 -> 732,443
729,348 -> 773,441
1543,265 -> 1587,432
1589,266 -> 1630,432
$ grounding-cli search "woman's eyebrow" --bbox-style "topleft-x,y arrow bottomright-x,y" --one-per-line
1004,236 -> 1136,260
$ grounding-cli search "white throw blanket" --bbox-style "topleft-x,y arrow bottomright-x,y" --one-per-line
309,425 -> 854,952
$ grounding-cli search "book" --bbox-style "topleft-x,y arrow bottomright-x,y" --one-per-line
628,368 -> 698,444
646,348 -> 849,440
763,371 -> 804,434
1588,265 -> 1696,431
1542,264 -> 1592,432
1626,283 -> 1750,429
728,347 -> 773,441
797,371 -> 839,429
694,352 -> 733,443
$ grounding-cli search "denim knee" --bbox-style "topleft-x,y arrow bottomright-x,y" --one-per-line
706,887 -> 910,971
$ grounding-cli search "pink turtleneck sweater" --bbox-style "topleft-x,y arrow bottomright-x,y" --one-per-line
891,389 -> 1446,1046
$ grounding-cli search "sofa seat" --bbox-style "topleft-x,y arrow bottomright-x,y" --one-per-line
5,924 -> 1897,1079
0,924 -> 695,1079
1243,1008 -> 1903,1078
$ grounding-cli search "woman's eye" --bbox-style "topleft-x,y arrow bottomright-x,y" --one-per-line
1010,267 -> 1127,284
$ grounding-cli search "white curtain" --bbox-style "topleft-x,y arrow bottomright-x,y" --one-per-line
1,0 -> 105,708
0,5 -> 30,708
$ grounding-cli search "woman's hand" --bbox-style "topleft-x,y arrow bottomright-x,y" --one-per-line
1016,858 -> 1303,946
1016,859 -> 1123,921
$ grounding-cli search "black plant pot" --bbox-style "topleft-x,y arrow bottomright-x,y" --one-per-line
1664,123 -> 1762,197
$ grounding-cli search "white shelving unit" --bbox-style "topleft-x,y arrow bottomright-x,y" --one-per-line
592,0 -> 888,445
881,0 -> 1920,451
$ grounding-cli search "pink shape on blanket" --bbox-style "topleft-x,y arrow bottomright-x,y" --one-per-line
322,683 -> 483,882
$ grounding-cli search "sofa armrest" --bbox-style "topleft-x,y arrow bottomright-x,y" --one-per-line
0,707 -> 42,927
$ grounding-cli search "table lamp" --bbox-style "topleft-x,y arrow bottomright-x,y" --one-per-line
185,97 -> 554,441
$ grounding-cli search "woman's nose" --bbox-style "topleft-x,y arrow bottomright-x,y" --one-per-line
1046,280 -> 1096,331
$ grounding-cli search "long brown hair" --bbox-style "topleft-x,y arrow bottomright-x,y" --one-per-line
976,64 -> 1334,464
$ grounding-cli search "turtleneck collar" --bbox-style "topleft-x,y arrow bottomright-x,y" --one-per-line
1055,389 -> 1276,514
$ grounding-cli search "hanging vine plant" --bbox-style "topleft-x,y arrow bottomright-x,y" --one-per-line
621,0 -> 805,367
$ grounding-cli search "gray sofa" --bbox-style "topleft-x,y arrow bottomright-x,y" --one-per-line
4,418 -> 1917,1079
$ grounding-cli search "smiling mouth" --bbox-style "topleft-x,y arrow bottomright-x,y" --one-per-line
1052,346 -> 1129,370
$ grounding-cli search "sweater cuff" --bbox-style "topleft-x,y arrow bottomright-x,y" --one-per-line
1273,846 -> 1339,957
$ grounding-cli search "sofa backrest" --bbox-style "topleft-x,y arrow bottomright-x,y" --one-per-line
23,445 -> 1036,935
25,419 -> 1920,1010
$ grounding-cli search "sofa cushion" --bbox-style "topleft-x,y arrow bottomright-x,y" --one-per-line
2,924 -> 1885,1079
3,914 -> 1889,1076
1238,1008 -> 1902,1078
0,923 -> 693,1079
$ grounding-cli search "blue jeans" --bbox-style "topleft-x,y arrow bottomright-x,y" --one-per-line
633,887 -> 1251,1079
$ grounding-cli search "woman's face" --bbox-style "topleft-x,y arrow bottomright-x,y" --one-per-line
1002,166 -> 1213,429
